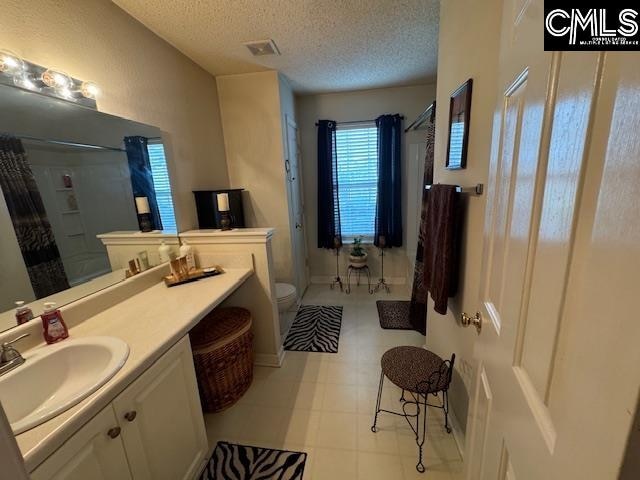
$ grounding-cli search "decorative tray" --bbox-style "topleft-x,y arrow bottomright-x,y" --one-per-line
163,266 -> 224,287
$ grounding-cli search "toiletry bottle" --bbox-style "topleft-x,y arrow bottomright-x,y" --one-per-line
179,240 -> 196,270
41,302 -> 69,344
15,301 -> 34,325
159,241 -> 171,263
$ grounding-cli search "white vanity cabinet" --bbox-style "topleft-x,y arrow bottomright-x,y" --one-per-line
30,336 -> 208,480
30,407 -> 132,480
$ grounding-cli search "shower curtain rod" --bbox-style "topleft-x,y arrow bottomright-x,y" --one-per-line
6,133 -> 126,152
405,102 -> 435,132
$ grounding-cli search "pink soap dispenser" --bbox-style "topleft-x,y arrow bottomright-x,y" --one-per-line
41,302 -> 69,344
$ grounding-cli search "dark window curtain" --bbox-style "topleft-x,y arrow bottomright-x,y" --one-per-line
374,114 -> 403,247
124,136 -> 162,230
0,135 -> 70,298
409,103 -> 436,335
317,120 -> 341,248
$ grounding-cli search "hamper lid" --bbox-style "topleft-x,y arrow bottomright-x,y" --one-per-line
190,307 -> 252,351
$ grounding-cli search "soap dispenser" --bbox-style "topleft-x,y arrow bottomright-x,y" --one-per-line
158,241 -> 171,263
41,302 -> 69,344
179,240 -> 196,270
15,301 -> 34,325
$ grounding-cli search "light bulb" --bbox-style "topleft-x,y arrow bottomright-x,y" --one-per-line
80,81 -> 99,99
0,51 -> 23,74
41,69 -> 71,89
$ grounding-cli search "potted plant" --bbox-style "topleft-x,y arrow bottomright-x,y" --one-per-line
349,236 -> 368,268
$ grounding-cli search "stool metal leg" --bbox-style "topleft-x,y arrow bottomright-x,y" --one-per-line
400,389 -> 406,402
443,390 -> 452,434
415,393 -> 428,473
371,371 -> 385,433
346,267 -> 352,294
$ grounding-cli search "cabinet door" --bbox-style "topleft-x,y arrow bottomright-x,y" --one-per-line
30,407 -> 132,480
112,336 -> 208,480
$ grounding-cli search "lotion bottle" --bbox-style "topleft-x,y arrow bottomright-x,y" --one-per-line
41,302 -> 69,344
179,240 -> 196,270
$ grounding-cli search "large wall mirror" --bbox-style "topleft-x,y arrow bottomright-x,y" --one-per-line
0,84 -> 176,333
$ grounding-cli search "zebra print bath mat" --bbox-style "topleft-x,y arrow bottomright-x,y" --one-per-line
283,305 -> 342,353
200,441 -> 307,480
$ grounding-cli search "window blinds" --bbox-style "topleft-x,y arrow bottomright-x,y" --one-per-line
335,123 -> 378,239
146,143 -> 177,233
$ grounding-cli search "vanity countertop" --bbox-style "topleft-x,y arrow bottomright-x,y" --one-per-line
16,267 -> 253,472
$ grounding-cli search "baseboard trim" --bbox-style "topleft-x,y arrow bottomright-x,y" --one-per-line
254,347 -> 285,367
448,406 -> 466,460
310,275 -> 406,285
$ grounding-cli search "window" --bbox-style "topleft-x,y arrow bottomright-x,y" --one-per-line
335,122 -> 379,240
146,142 -> 177,233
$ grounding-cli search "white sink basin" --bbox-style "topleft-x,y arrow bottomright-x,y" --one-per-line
0,336 -> 129,434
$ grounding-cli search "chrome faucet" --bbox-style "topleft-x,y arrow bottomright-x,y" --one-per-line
0,333 -> 29,377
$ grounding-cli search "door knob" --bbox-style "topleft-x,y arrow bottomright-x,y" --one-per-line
107,427 -> 121,439
461,311 -> 482,334
124,411 -> 137,422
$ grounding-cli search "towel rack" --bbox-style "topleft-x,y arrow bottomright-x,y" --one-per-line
425,183 -> 484,196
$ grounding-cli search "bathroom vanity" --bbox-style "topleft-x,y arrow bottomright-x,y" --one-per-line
3,265 -> 253,478
30,336 -> 204,480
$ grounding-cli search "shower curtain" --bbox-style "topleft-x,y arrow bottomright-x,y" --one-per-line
408,104 -> 436,335
0,135 -> 69,298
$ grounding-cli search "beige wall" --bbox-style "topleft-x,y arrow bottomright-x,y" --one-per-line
216,71 -> 294,282
297,84 -> 436,283
427,0 -> 503,438
0,0 -> 229,232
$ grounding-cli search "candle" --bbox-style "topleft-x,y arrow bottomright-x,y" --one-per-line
217,192 -> 230,211
135,196 -> 150,214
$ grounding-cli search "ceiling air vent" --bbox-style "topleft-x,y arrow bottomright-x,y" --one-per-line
243,39 -> 281,56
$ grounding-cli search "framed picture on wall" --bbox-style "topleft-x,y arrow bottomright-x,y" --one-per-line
446,78 -> 473,170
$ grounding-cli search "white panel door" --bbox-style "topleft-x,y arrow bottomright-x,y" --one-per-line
285,115 -> 309,296
112,336 -> 208,480
466,0 -> 640,478
30,407 -> 132,480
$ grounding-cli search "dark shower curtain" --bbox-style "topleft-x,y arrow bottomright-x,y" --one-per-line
0,135 -> 69,298
409,104 -> 436,335
124,136 -> 163,231
316,120 -> 341,248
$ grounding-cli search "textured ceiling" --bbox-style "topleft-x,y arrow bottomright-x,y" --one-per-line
112,0 -> 439,94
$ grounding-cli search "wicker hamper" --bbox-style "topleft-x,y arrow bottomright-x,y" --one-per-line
189,307 -> 253,412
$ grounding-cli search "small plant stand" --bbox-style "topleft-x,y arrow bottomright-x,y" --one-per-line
346,264 -> 373,294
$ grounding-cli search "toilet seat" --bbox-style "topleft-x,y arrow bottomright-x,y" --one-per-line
276,282 -> 297,304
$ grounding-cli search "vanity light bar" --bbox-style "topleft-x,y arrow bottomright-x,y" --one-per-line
0,50 -> 98,109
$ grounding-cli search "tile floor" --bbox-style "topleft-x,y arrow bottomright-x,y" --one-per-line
204,284 -> 464,480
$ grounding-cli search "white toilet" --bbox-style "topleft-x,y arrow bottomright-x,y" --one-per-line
275,282 -> 297,336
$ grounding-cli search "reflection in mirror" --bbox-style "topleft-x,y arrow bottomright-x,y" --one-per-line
0,84 -> 176,333
446,78 -> 473,170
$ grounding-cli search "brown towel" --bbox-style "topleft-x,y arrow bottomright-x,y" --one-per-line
423,184 -> 461,314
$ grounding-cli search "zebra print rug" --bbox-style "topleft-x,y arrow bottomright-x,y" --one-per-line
283,305 -> 342,353
200,441 -> 307,479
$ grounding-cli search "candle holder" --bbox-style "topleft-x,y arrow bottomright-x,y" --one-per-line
220,211 -> 233,231
138,213 -> 153,233
374,235 -> 390,293
330,236 -> 343,292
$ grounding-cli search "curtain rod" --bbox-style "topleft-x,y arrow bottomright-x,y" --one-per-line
5,133 -> 126,152
315,116 -> 405,127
